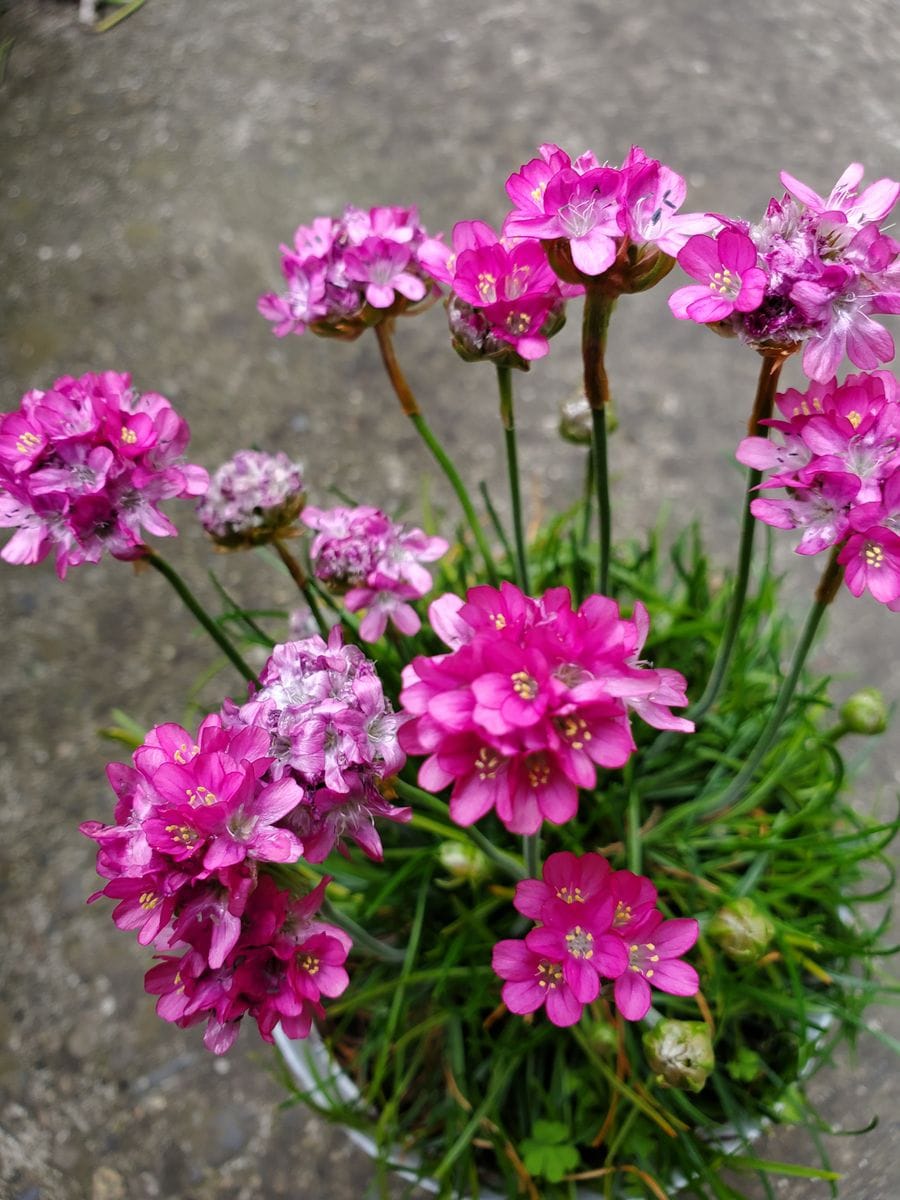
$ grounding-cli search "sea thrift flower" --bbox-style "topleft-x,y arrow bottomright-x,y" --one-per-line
302,504 -> 448,641
494,855 -> 700,1027
736,370 -> 900,607
258,205 -> 437,341
197,450 -> 305,548
0,372 -> 207,577
227,627 -> 411,860
504,142 -> 714,289
400,583 -> 692,835
669,164 -> 900,380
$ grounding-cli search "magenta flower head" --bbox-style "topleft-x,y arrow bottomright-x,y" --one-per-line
258,204 -> 438,342
736,369 -> 900,608
302,504 -> 448,641
503,143 -> 712,293
493,855 -> 700,1027
669,163 -> 900,381
197,449 -> 305,549
0,371 -> 207,577
400,583 -> 692,836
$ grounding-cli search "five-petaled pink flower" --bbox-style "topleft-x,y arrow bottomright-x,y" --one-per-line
669,231 -> 767,324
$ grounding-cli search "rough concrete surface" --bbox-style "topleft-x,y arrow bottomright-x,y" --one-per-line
0,1 -> 898,1196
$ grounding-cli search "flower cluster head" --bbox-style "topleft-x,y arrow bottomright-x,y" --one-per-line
492,852 -> 699,1026
0,371 -> 207,577
225,627 -> 410,861
417,219 -> 572,367
80,714 -> 350,1053
736,369 -> 900,608
302,504 -> 448,641
197,449 -> 305,549
669,164 -> 900,381
503,143 -> 716,288
258,205 -> 437,340
400,583 -> 693,836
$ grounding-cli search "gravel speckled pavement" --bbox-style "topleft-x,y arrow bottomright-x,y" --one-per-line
1,2 -> 898,1196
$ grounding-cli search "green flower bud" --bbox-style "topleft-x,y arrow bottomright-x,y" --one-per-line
708,898 -> 774,964
643,1019 -> 714,1093
558,393 -> 618,445
437,840 -> 489,882
839,688 -> 888,736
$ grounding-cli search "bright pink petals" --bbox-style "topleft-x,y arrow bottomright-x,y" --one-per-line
736,370 -> 900,608
401,583 -> 692,836
669,231 -> 767,323
0,372 -> 207,577
494,855 -> 700,1027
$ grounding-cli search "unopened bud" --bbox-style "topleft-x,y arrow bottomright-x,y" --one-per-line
437,840 -> 489,882
558,392 -> 619,445
708,898 -> 774,963
643,1019 -> 714,1093
840,688 -> 888,736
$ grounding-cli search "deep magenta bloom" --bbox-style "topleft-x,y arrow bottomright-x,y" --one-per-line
839,528 -> 900,604
401,583 -> 692,836
612,915 -> 700,1022
0,372 -> 207,577
494,855 -> 700,1027
668,230 -> 767,323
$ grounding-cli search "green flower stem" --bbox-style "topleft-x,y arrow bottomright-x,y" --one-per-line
523,832 -> 541,880
393,778 -> 526,880
580,445 -> 594,549
321,898 -> 407,963
709,545 -> 843,817
271,537 -> 331,639
691,349 -> 791,721
144,549 -> 258,685
582,286 -> 616,594
626,765 -> 642,875
496,365 -> 529,593
374,320 -> 498,585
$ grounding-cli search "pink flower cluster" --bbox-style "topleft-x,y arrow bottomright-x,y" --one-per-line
197,449 -> 305,547
258,206 -> 436,338
0,371 -> 207,577
302,504 -> 448,641
669,164 -> 900,381
400,583 -> 693,836
736,370 -> 900,608
503,143 -> 716,278
492,853 -> 699,1026
417,219 -> 572,364
223,628 -> 411,861
80,714 -> 350,1053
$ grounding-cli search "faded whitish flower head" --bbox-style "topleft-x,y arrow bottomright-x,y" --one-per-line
197,449 -> 305,548
643,1019 -> 715,1092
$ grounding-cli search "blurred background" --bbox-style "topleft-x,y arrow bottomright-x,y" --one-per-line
1,1 -> 898,1196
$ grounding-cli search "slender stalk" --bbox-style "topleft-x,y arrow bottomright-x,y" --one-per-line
144,550 -> 258,684
271,537 -> 331,639
582,286 -> 616,594
321,897 -> 407,963
710,547 -> 843,816
496,365 -> 529,593
374,320 -> 498,585
626,771 -> 642,875
523,832 -> 541,880
394,778 -> 526,880
580,445 -> 594,549
692,349 -> 791,720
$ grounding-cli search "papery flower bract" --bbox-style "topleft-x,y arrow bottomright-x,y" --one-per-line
197,449 -> 305,548
0,372 -> 207,577
401,583 -> 692,836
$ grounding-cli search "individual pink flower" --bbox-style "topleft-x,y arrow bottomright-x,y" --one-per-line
0,372 -> 207,577
513,851 -> 613,919
401,583 -> 692,836
612,915 -> 700,1022
491,938 -> 584,1027
525,895 -> 628,1002
839,528 -> 900,604
668,230 -> 767,323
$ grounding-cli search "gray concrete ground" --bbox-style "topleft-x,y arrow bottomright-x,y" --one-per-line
1,1 -> 899,1196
